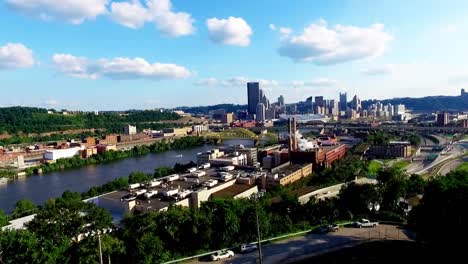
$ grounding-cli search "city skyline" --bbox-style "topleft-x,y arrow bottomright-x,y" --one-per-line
1,0 -> 468,110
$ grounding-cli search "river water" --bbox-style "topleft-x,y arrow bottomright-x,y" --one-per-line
0,139 -> 254,213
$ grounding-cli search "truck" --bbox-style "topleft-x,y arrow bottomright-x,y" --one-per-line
166,174 -> 180,182
220,165 -> 235,172
128,183 -> 141,190
204,179 -> 218,187
192,171 -> 206,177
176,190 -> 192,199
199,163 -> 211,169
219,172 -> 234,182
353,219 -> 378,228
144,190 -> 158,199
187,167 -> 197,173
134,189 -> 147,196
147,180 -> 162,188
162,189 -> 179,197
185,177 -> 200,183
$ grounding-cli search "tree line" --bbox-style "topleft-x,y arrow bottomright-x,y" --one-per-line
0,106 -> 180,135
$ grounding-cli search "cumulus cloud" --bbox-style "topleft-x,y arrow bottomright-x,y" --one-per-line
0,43 -> 35,69
279,27 -> 292,35
278,20 -> 393,65
291,78 -> 338,87
110,0 -> 195,36
52,53 -> 191,80
362,64 -> 395,75
5,0 -> 108,24
206,17 -> 253,46
269,24 -> 276,31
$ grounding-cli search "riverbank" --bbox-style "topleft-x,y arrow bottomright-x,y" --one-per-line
23,136 -> 207,176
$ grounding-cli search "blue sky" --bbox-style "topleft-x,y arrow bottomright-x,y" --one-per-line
1,0 -> 467,110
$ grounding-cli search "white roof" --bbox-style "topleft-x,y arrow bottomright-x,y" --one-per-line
1,214 -> 37,231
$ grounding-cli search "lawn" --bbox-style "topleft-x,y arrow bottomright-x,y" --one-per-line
456,162 -> 468,171
368,160 -> 382,176
393,160 -> 410,170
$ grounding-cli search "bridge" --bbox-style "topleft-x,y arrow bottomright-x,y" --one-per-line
297,124 -> 468,133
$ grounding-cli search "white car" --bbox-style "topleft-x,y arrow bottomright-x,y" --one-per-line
240,243 -> 258,253
210,250 -> 234,261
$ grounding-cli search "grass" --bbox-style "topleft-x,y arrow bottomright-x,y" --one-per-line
456,162 -> 468,171
368,160 -> 382,176
393,160 -> 410,170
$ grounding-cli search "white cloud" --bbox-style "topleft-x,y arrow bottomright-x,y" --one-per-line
194,77 -> 218,86
269,24 -> 276,31
206,17 -> 253,47
362,64 -> 395,75
110,0 -> 195,36
278,20 -> 393,65
109,0 -> 149,29
5,0 -> 108,24
291,78 -> 338,87
0,43 -> 35,69
52,53 -> 191,80
279,27 -> 292,35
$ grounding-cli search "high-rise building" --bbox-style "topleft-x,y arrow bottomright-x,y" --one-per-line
222,113 -> 234,124
256,103 -> 266,122
278,95 -> 285,106
247,82 -> 260,115
262,95 -> 270,109
395,104 -> 406,115
265,108 -> 275,120
351,95 -> 361,112
436,112 -> 449,126
339,92 -> 347,111
315,96 -> 324,107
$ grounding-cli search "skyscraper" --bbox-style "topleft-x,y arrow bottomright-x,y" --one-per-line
351,95 -> 361,112
339,92 -> 347,111
278,95 -> 285,106
436,112 -> 449,126
247,82 -> 260,115
256,103 -> 266,122
315,96 -> 324,107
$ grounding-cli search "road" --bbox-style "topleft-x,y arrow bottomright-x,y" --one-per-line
187,224 -> 413,264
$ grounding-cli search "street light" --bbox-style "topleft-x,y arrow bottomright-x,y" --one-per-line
250,192 -> 263,264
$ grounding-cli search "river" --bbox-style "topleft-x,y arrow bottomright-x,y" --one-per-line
0,139 -> 254,213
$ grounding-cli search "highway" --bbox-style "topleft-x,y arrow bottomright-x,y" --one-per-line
187,224 -> 413,264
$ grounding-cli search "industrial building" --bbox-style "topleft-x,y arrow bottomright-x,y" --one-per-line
124,124 -> 137,135
43,147 -> 83,161
367,143 -> 411,159
261,163 -> 313,190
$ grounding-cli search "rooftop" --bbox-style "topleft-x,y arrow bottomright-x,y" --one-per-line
211,184 -> 256,199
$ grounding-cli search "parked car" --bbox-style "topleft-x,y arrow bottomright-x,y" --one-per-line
316,224 -> 339,233
240,243 -> 258,253
353,219 -> 379,228
210,250 -> 234,261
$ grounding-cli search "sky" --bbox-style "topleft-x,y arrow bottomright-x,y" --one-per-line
1,0 -> 468,110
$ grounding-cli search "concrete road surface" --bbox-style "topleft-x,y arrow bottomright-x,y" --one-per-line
187,224 -> 413,264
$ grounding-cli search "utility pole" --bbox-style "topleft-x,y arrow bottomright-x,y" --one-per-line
98,233 -> 103,264
253,195 -> 263,264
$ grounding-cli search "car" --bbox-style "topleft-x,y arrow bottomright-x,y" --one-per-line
240,243 -> 258,253
316,224 -> 339,233
210,250 -> 234,261
353,219 -> 379,228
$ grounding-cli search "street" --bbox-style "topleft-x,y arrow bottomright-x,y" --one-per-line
187,224 -> 413,264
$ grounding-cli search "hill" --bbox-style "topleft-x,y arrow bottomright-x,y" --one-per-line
363,94 -> 468,112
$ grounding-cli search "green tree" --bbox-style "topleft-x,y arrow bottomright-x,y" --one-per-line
128,171 -> 151,184
12,198 -> 37,219
0,209 -> 8,227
